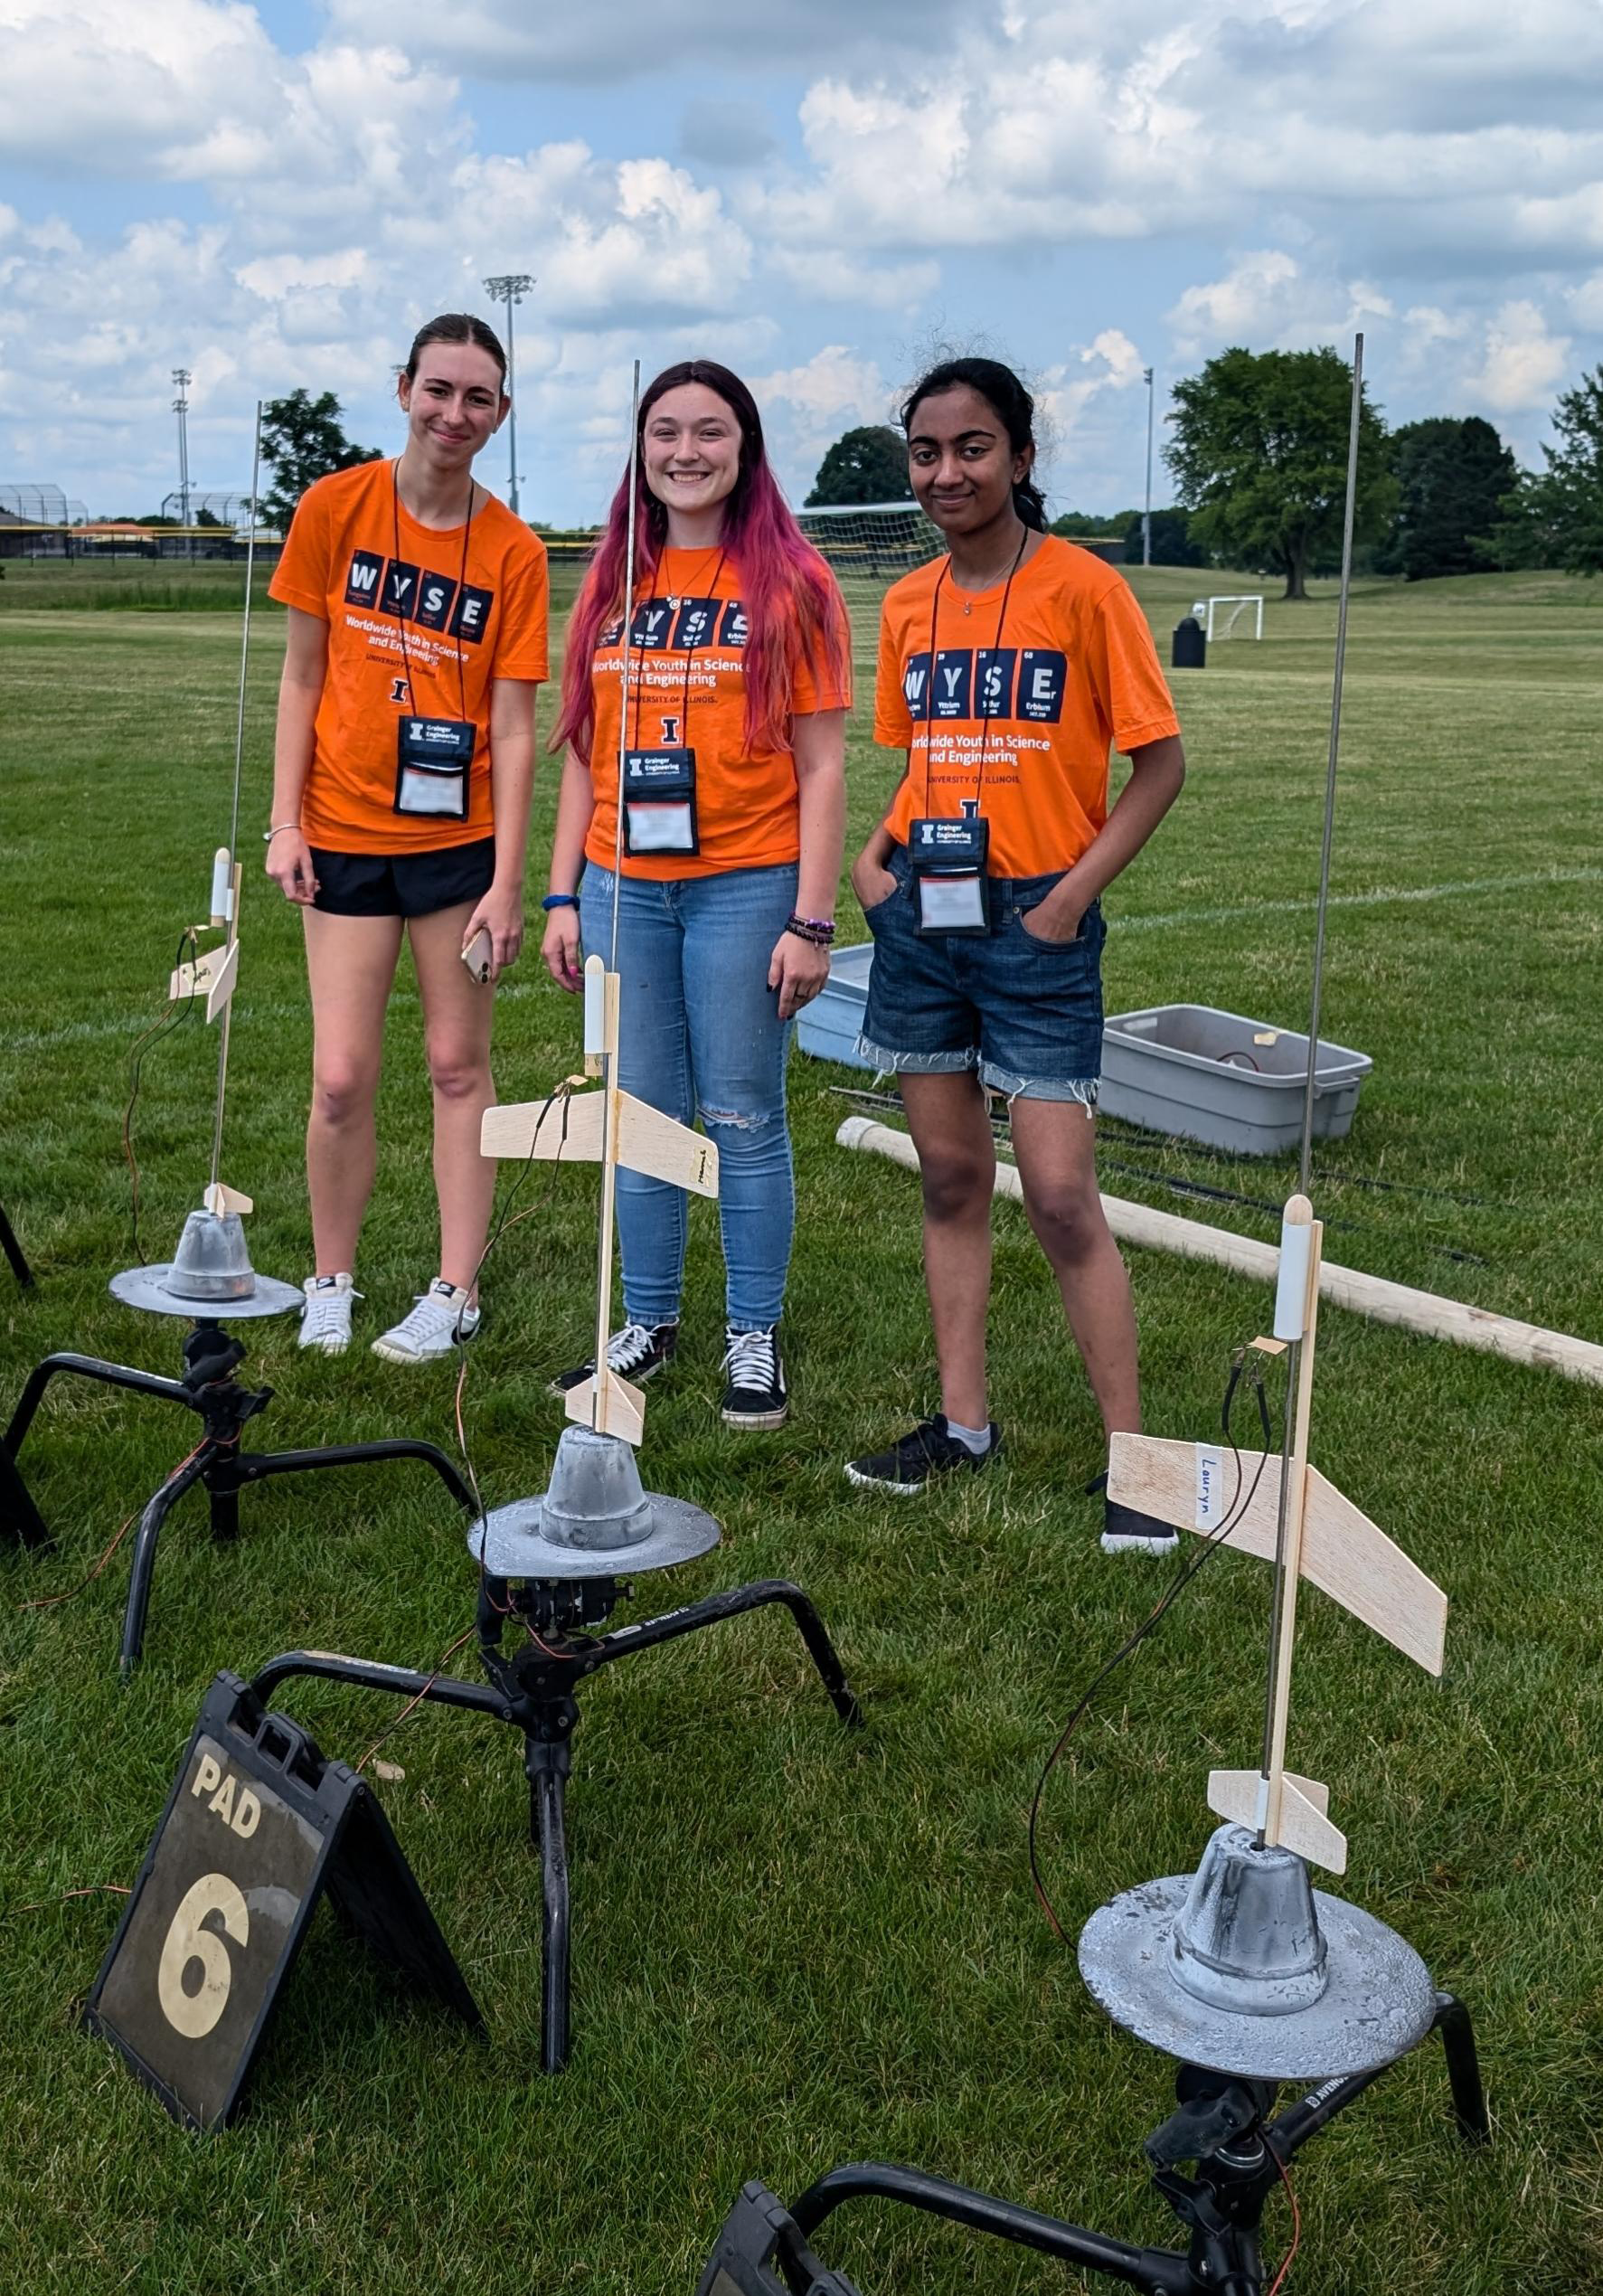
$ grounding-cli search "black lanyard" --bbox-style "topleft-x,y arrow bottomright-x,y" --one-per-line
628,548 -> 726,751
391,459 -> 475,722
920,525 -> 1029,815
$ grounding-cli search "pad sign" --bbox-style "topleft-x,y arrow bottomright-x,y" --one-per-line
84,1673 -> 481,2130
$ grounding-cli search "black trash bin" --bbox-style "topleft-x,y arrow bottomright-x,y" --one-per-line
1172,615 -> 1206,669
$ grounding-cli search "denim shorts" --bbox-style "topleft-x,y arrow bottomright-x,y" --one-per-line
858,845 -> 1104,1104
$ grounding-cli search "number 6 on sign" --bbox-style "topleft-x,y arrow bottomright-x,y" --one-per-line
84,1673 -> 482,2130
156,1875 -> 249,2039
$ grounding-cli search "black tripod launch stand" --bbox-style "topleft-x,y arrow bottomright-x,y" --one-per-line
250,1565 -> 863,2073
704,1996 -> 1487,2294
3,1318 -> 473,1674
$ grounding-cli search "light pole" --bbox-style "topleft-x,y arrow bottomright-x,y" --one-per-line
173,367 -> 193,555
1142,364 -> 1154,569
483,274 -> 534,516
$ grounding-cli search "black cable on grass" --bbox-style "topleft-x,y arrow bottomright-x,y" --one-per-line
1028,1355 -> 1277,1946
122,927 -> 201,1261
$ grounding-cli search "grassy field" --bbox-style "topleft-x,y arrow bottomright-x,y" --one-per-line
1,559 -> 1600,2294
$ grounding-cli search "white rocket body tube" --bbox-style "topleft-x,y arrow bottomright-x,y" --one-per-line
1273,1195 -> 1315,1341
583,954 -> 607,1060
209,846 -> 233,926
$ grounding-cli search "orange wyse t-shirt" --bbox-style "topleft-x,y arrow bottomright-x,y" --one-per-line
582,546 -> 852,881
874,536 -> 1179,879
269,458 -> 550,854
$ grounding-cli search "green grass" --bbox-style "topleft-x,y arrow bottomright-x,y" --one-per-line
2,563 -> 1601,2293
0,556 -> 277,613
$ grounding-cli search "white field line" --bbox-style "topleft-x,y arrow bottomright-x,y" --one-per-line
2,974 -> 541,1057
5,864 -> 1600,1055
1118,864 -> 1603,935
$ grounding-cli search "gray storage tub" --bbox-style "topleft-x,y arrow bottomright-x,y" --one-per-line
1099,1005 -> 1372,1155
795,940 -> 877,1070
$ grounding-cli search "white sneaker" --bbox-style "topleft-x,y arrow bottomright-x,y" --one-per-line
298,1272 -> 359,1354
371,1279 -> 481,1365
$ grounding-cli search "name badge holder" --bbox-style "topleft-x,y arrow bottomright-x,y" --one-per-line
910,814 -> 992,937
622,746 -> 699,857
389,461 -> 477,824
394,715 -> 475,820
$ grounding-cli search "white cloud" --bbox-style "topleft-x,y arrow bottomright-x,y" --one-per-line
1567,271 -> 1603,331
1167,251 -> 1391,358
1466,300 -> 1572,412
764,248 -> 939,313
750,345 -> 894,463
737,0 -> 1603,278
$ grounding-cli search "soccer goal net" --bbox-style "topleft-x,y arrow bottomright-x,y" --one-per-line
1190,594 -> 1265,640
797,500 -> 944,632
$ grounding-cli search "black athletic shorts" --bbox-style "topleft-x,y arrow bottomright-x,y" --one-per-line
309,837 -> 496,919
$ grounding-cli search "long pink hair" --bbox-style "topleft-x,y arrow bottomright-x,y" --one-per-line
552,360 -> 847,764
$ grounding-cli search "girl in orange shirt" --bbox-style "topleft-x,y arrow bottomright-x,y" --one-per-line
266,313 -> 549,1362
542,360 -> 850,1430
845,356 -> 1187,1552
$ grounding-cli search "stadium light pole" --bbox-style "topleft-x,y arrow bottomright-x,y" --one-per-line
1142,364 -> 1154,569
483,274 -> 535,517
173,367 -> 193,557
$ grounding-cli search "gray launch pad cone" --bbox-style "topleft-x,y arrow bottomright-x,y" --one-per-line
110,1208 -> 302,1320
467,1424 -> 721,1581
1078,1823 -> 1438,2080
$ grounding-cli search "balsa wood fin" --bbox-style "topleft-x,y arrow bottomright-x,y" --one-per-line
202,1183 -> 253,1217
617,1094 -> 718,1196
565,1367 -> 646,1447
170,938 -> 239,1024
1207,1768 -> 1348,1875
480,1092 -> 605,1163
1107,1434 -> 1447,1675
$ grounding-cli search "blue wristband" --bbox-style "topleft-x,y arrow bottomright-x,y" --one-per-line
541,893 -> 580,912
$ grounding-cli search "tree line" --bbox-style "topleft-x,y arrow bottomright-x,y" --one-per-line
805,356 -> 1603,599
116,367 -> 1600,602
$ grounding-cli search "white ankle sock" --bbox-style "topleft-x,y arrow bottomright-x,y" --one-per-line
945,1417 -> 992,1455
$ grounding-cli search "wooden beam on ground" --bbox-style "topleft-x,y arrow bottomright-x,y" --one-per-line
835,1115 -> 1603,1388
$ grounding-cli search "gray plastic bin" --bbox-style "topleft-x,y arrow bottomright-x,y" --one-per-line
795,940 -> 877,1070
1099,1005 -> 1371,1155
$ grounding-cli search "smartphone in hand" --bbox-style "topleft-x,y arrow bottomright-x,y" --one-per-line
461,926 -> 494,985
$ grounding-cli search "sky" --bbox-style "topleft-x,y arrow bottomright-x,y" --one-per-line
2,0 -> 1600,524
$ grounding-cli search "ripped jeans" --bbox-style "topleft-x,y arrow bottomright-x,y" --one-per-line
579,862 -> 797,1330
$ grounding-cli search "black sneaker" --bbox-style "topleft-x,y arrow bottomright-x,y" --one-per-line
549,1319 -> 677,1398
845,1414 -> 1001,1494
721,1324 -> 787,1430
1089,1469 -> 1181,1557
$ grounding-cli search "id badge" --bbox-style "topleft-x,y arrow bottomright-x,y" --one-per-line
910,815 -> 991,937
394,716 -> 475,820
623,747 -> 699,857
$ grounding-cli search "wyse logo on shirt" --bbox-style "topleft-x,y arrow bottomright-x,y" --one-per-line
618,596 -> 749,650
344,549 -> 494,645
901,646 -> 1068,724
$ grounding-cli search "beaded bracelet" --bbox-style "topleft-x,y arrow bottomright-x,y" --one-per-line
786,914 -> 835,947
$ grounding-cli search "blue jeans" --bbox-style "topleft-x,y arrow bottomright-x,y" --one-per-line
579,863 -> 797,1330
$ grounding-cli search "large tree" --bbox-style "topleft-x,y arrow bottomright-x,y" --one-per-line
1165,345 -> 1394,600
1488,367 -> 1603,574
805,425 -> 911,507
1380,416 -> 1514,581
259,389 -> 381,530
